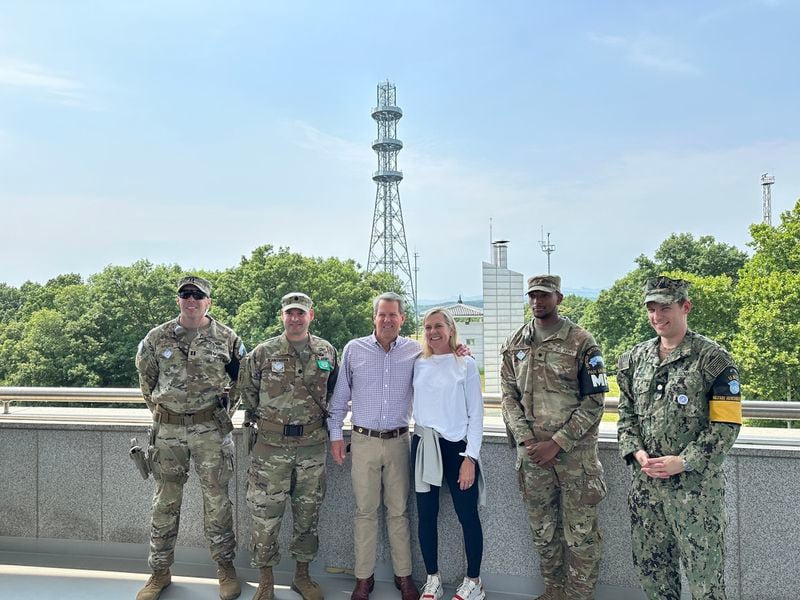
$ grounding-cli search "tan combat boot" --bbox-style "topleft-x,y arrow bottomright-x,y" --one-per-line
534,586 -> 565,600
292,561 -> 324,600
217,561 -> 241,600
136,569 -> 171,600
253,566 -> 275,600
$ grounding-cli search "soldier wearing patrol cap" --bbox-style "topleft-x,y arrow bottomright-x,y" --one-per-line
238,292 -> 339,600
617,276 -> 742,600
501,274 -> 609,600
135,275 -> 246,600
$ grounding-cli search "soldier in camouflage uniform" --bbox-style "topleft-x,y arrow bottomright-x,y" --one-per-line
238,292 -> 338,600
617,276 -> 742,600
135,276 -> 246,600
501,275 -> 609,600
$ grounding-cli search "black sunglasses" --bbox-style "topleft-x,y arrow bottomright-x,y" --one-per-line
178,290 -> 208,300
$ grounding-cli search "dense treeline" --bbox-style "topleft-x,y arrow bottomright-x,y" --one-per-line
1,201 -> 798,402
0,245 -> 406,388
580,200 -> 800,402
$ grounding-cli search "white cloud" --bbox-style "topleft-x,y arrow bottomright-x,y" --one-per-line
589,33 -> 701,76
0,58 -> 85,105
287,119 -> 372,166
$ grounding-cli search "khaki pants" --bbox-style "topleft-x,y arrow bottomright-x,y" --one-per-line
350,430 -> 412,579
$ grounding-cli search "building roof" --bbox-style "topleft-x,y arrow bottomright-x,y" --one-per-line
438,301 -> 483,318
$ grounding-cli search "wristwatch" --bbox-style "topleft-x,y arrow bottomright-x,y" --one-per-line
681,457 -> 694,472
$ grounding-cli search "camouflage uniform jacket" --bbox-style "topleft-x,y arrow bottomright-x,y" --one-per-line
617,330 -> 741,476
501,317 -> 608,454
136,316 -> 245,414
239,333 -> 338,447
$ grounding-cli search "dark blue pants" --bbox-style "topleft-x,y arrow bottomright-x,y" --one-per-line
412,434 -> 483,578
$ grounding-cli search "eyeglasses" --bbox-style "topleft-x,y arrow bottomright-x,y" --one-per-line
178,290 -> 208,300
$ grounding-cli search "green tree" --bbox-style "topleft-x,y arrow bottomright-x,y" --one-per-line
584,233 -> 747,371
733,201 -> 800,401
635,233 -> 747,280
662,271 -> 739,351
580,268 -> 653,370
560,294 -> 594,325
213,245 -> 407,352
85,261 -> 185,386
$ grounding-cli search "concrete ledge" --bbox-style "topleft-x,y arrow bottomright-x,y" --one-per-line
2,415 -> 800,600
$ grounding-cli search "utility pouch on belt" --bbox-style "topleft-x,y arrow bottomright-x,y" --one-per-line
243,421 -> 258,455
129,437 -> 151,480
213,406 -> 234,436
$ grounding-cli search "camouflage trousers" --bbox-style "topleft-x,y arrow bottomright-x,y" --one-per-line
629,468 -> 728,600
246,440 -> 326,568
148,421 -> 236,570
517,447 -> 606,600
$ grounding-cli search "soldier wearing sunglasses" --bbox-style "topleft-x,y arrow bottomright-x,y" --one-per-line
135,276 -> 247,600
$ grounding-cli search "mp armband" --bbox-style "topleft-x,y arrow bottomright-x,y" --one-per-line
578,347 -> 610,395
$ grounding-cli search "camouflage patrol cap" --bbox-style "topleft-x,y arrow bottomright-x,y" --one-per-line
643,276 -> 689,305
281,292 -> 313,312
527,274 -> 561,294
177,276 -> 212,297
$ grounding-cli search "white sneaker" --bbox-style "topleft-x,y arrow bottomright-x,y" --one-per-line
421,573 -> 443,600
452,577 -> 485,600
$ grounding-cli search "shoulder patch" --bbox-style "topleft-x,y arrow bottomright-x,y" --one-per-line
704,353 -> 733,380
617,352 -> 631,371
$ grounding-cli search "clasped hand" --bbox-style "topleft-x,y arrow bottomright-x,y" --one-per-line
524,439 -> 561,469
634,450 -> 685,478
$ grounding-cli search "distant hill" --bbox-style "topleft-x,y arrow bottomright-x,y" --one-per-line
418,287 -> 600,313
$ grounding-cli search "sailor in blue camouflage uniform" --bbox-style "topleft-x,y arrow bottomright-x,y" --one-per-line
617,276 -> 742,600
238,292 -> 338,600
135,275 -> 246,600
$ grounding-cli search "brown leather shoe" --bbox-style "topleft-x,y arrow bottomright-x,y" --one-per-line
351,575 -> 375,600
394,575 -> 418,600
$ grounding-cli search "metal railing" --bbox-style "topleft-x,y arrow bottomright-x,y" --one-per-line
2,387 -> 799,420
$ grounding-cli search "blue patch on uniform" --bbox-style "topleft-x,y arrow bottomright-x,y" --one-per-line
162,348 -> 173,359
588,355 -> 604,368
677,394 -> 689,405
238,342 -> 247,357
729,380 -> 740,394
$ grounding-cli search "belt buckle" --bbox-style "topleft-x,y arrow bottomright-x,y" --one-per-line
284,424 -> 304,436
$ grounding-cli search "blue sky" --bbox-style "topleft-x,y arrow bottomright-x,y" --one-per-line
1,1 -> 798,300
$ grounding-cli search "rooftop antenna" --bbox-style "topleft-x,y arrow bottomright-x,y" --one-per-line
539,226 -> 555,274
761,173 -> 775,226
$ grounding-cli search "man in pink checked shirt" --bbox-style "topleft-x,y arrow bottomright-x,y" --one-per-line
328,292 -> 420,600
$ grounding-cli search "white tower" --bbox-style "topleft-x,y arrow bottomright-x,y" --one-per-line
482,240 -> 524,394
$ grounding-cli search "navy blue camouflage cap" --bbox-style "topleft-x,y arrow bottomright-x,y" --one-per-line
643,276 -> 689,305
177,276 -> 211,297
281,292 -> 313,312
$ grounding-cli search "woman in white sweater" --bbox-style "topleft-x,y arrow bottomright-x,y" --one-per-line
412,308 -> 484,600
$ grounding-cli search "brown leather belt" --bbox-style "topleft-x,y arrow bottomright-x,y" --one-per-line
257,418 -> 325,437
352,425 -> 408,439
154,404 -> 216,426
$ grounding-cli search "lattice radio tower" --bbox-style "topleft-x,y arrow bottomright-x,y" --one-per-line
761,173 -> 775,226
367,81 -> 415,306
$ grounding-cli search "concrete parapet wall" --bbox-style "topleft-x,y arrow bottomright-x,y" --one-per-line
1,420 -> 799,600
